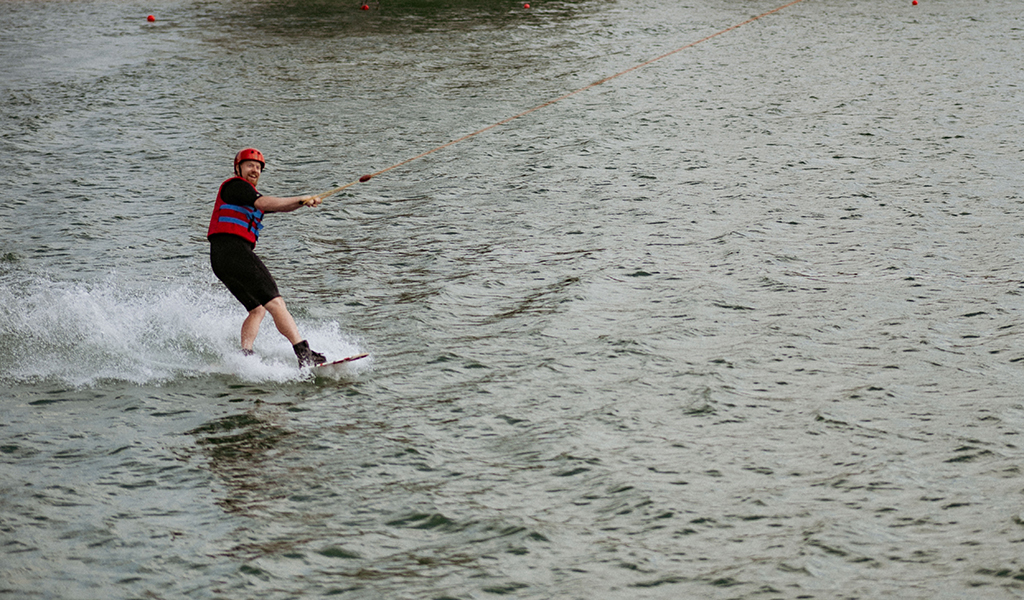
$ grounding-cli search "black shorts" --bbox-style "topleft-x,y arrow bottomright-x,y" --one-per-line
209,234 -> 281,312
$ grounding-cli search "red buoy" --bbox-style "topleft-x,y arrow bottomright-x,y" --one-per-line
147,14 -> 155,21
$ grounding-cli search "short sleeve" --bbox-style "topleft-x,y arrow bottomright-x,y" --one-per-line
220,179 -> 262,207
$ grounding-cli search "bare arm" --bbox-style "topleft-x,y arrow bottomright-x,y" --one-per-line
255,194 -> 321,213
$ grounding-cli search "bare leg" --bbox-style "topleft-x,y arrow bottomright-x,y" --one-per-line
261,297 -> 325,366
263,296 -> 302,345
241,305 -> 267,351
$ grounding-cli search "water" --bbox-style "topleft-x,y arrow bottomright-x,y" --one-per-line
3,0 -> 1024,597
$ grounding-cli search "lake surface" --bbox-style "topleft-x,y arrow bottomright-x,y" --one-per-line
3,0 -> 1024,597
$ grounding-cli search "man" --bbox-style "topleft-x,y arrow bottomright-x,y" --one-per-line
207,148 -> 327,367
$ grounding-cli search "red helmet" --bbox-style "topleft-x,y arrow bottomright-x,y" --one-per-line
233,148 -> 265,174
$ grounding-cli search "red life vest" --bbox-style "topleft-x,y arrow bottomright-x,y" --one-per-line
207,177 -> 265,244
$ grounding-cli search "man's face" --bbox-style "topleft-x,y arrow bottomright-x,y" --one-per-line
238,160 -> 262,186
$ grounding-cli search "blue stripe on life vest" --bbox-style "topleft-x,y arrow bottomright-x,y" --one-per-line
221,204 -> 257,217
220,205 -> 263,223
218,216 -> 256,230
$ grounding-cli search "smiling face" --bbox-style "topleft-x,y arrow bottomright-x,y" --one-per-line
237,160 -> 262,187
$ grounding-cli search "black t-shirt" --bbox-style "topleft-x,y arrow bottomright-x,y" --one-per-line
221,178 -> 262,207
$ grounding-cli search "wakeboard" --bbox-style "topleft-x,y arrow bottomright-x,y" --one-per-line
312,353 -> 369,376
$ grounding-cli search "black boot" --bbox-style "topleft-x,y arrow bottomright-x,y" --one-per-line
293,340 -> 326,368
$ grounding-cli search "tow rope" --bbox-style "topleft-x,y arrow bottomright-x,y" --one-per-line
310,0 -> 807,202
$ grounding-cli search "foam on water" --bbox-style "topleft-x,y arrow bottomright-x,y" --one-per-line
0,268 -> 368,386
